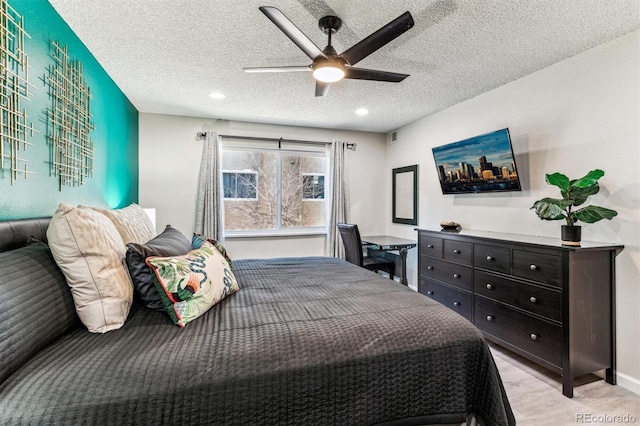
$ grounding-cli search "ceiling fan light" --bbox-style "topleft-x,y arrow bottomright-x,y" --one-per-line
312,62 -> 345,83
208,91 -> 226,99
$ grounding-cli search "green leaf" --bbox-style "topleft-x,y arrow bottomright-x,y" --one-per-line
566,184 -> 600,206
571,169 -> 604,189
531,199 -> 566,221
533,197 -> 572,209
545,173 -> 570,191
574,206 -> 618,223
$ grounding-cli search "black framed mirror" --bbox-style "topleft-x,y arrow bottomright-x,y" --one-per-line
392,165 -> 418,225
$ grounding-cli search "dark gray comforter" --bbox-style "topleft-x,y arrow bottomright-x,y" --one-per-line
0,257 -> 514,425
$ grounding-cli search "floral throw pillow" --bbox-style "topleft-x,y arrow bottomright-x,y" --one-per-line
191,233 -> 232,270
146,245 -> 239,327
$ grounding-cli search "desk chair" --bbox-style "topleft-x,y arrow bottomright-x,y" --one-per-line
337,223 -> 395,280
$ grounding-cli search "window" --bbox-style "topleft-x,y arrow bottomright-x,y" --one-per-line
222,145 -> 328,234
302,174 -> 325,199
223,171 -> 257,200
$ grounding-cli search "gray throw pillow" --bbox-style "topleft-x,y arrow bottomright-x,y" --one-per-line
125,225 -> 192,311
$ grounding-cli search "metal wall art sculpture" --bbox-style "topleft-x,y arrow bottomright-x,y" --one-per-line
0,0 -> 36,184
47,40 -> 94,189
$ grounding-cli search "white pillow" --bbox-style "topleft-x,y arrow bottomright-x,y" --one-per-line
47,203 -> 133,333
89,203 -> 156,245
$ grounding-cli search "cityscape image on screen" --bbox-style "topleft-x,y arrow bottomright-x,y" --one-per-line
432,128 -> 522,194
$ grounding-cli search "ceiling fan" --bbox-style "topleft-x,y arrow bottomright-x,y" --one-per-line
244,6 -> 415,97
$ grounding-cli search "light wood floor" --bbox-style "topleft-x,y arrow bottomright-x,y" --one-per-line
489,343 -> 640,425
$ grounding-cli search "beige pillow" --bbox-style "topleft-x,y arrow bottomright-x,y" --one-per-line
47,203 -> 133,333
90,203 -> 156,244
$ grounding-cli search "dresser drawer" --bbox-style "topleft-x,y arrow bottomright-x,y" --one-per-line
475,297 -> 561,367
419,235 -> 443,258
513,250 -> 562,287
420,256 -> 472,291
443,240 -> 473,266
474,244 -> 510,274
474,270 -> 562,322
419,278 -> 472,321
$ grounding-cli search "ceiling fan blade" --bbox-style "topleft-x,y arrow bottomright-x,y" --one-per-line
344,67 -> 409,82
340,11 -> 414,66
244,66 -> 311,73
259,6 -> 327,61
315,81 -> 330,97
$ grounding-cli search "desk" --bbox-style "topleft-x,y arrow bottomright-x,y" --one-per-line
361,235 -> 417,286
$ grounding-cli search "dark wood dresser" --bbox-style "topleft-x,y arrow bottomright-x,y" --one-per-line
416,228 -> 623,397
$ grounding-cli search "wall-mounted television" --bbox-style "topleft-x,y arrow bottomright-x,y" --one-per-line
432,128 -> 522,194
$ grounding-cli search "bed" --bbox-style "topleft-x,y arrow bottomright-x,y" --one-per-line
0,217 -> 514,425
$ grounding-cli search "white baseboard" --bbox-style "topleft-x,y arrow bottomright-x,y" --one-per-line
616,372 -> 640,395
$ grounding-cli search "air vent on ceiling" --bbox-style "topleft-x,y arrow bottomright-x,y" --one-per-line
387,130 -> 398,144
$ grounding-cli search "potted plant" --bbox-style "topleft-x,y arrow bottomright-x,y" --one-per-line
531,169 -> 617,246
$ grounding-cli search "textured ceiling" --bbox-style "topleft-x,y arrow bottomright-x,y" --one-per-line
49,0 -> 640,133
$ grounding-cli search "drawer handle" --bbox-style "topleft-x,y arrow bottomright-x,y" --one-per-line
529,296 -> 537,303
453,301 -> 460,306
486,255 -> 494,261
530,264 -> 538,271
486,315 -> 494,322
453,273 -> 460,279
427,266 -> 433,270
486,283 -> 494,290
453,249 -> 460,254
427,244 -> 433,248
427,290 -> 434,295
530,333 -> 539,341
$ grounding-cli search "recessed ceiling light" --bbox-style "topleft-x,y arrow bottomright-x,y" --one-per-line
208,92 -> 226,100
355,108 -> 369,116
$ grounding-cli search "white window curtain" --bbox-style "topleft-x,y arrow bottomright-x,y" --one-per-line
194,131 -> 224,241
327,140 -> 351,258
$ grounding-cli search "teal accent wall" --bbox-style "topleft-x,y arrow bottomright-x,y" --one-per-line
0,0 -> 139,219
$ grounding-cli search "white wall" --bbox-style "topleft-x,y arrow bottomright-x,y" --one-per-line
138,115 -> 387,258
386,30 -> 640,394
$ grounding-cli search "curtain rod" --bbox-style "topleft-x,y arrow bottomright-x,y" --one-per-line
196,132 -> 357,151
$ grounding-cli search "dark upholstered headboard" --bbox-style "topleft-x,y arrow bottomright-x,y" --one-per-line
0,218 -> 51,253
